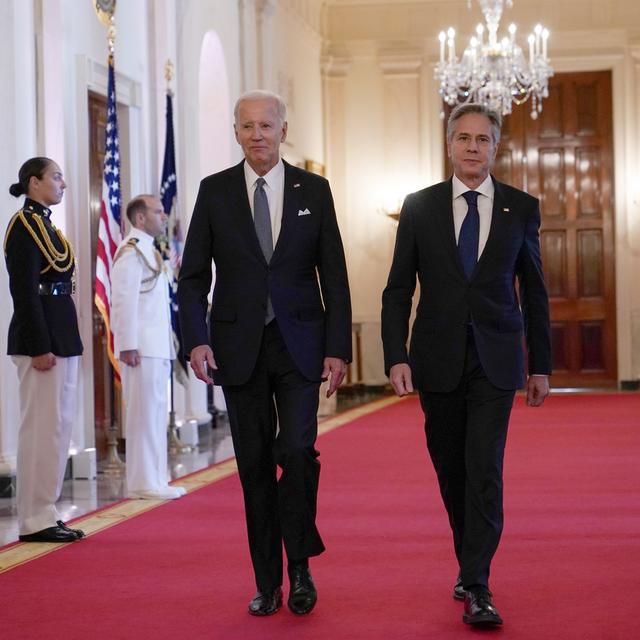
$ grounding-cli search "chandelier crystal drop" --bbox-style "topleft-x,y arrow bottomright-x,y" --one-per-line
435,0 -> 553,119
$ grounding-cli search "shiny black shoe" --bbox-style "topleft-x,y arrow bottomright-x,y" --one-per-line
453,574 -> 465,601
57,520 -> 86,539
463,587 -> 503,626
248,587 -> 283,616
287,563 -> 317,615
19,525 -> 79,543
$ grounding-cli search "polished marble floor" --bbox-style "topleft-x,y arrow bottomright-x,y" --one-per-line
0,413 -> 236,547
0,388 -> 387,547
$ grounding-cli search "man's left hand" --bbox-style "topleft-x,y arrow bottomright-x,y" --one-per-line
526,375 -> 550,407
321,357 -> 347,398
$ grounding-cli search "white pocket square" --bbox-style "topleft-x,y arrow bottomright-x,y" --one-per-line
298,208 -> 311,216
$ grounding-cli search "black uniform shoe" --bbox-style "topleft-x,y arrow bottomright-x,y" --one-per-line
463,587 -> 503,626
57,520 -> 86,539
248,587 -> 283,616
453,574 -> 465,600
287,563 -> 317,615
19,525 -> 79,543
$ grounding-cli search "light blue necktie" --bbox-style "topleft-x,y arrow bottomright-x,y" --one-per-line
458,190 -> 480,279
254,177 -> 275,324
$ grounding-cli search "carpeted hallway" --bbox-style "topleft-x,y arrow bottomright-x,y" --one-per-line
1,393 -> 638,639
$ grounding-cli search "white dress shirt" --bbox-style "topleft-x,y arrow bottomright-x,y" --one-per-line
244,158 -> 285,245
452,174 -> 494,259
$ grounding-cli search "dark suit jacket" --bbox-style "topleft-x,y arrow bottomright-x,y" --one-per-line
178,160 -> 352,386
4,199 -> 83,357
381,176 -> 551,392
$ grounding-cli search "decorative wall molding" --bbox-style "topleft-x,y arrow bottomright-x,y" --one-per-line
83,57 -> 142,107
280,0 -> 325,36
255,0 -> 277,23
378,48 -> 423,75
321,54 -> 351,77
278,70 -> 296,113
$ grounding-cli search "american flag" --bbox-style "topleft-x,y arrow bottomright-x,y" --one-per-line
94,57 -> 123,384
159,90 -> 188,384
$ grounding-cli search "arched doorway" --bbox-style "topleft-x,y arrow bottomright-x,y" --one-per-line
198,31 -> 232,176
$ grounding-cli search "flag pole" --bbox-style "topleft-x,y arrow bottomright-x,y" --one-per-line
96,5 -> 125,471
162,59 -> 191,455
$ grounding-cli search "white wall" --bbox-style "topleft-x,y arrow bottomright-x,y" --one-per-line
273,3 -> 326,166
0,0 -> 38,475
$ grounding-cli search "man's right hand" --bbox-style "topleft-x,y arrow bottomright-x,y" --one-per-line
119,350 -> 141,367
190,345 -> 217,385
32,352 -> 56,371
389,363 -> 414,397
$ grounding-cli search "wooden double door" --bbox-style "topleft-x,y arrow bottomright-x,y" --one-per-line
447,71 -> 617,388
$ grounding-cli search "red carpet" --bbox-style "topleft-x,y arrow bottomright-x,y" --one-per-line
1,393 -> 639,639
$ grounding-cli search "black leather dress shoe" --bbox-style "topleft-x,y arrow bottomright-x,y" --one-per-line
19,525 -> 78,543
248,587 -> 283,616
463,588 -> 503,626
453,574 -> 465,601
57,520 -> 86,539
288,564 -> 317,615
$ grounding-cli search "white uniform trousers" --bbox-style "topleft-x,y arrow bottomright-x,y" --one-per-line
121,357 -> 171,494
12,355 -> 79,535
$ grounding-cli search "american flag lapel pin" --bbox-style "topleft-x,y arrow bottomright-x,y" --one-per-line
293,183 -> 301,188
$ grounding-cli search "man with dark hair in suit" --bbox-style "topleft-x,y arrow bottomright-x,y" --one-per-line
178,90 -> 351,617
381,103 -> 551,627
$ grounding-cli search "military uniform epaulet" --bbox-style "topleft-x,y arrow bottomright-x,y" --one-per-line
3,208 -> 74,273
4,211 -> 19,256
3,209 -> 22,258
114,237 -> 142,263
4,209 -> 33,256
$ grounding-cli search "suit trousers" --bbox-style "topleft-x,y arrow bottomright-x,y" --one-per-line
223,320 -> 324,592
12,355 -> 79,535
121,357 -> 171,494
419,331 -> 515,589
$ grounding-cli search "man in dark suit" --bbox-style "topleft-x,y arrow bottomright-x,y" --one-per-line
381,103 -> 551,627
178,90 -> 351,617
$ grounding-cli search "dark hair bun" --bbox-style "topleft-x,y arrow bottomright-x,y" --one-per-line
9,182 -> 24,197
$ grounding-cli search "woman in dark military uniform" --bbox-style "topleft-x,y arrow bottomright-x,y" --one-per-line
5,157 -> 85,542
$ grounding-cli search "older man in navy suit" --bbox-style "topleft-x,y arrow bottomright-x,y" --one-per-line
382,103 -> 551,627
178,90 -> 351,617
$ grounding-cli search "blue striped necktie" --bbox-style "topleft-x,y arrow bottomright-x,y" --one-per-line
458,190 -> 480,279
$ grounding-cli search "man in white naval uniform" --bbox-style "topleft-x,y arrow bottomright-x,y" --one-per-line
111,195 -> 185,500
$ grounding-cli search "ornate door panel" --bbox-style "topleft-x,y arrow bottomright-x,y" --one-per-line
526,72 -> 616,387
492,107 -> 526,190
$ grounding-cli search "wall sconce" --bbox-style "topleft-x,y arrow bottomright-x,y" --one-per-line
378,193 -> 404,222
377,177 -> 426,222
380,204 -> 402,221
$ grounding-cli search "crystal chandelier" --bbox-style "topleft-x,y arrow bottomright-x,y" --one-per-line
435,0 -> 553,119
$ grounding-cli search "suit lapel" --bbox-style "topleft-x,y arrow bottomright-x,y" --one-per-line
228,160 -> 269,265
271,161 -> 300,263
431,179 -> 465,277
474,176 -> 508,276
439,175 -> 511,280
